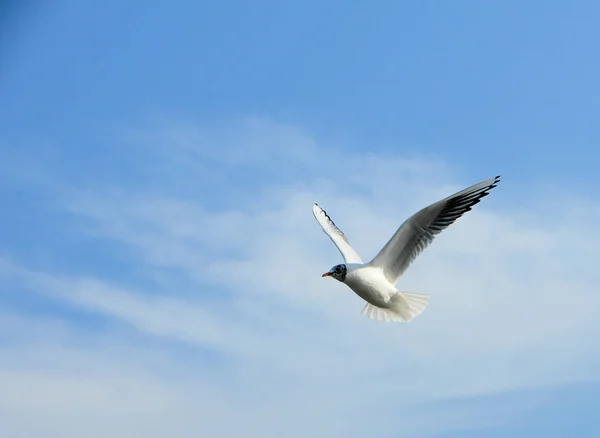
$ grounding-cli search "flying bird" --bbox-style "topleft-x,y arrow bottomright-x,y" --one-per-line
312,176 -> 500,322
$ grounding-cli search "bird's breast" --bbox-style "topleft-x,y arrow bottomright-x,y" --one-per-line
344,266 -> 396,307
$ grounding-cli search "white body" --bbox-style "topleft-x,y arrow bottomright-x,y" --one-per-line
344,264 -> 396,308
312,176 -> 500,322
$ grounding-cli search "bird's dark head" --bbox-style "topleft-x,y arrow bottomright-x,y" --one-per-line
322,264 -> 347,282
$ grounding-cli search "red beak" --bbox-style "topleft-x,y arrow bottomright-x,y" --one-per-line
322,272 -> 331,277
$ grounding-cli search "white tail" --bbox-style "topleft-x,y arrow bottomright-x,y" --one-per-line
361,291 -> 429,322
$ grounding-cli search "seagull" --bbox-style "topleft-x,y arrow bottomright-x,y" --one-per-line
312,176 -> 500,322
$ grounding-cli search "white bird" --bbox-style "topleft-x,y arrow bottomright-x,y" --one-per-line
312,176 -> 500,322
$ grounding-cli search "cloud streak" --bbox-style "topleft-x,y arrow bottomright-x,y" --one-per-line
1,117 -> 600,437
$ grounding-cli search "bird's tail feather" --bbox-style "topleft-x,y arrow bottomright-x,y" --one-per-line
361,291 -> 429,322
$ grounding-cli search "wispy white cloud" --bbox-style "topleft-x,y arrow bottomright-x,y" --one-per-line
1,117 -> 600,437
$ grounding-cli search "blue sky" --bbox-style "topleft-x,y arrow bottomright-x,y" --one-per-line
1,1 -> 600,437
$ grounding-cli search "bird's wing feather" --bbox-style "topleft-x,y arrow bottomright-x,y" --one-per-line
370,176 -> 500,284
312,204 -> 363,264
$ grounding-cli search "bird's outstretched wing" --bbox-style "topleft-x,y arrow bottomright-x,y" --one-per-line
370,176 -> 500,284
312,204 -> 363,264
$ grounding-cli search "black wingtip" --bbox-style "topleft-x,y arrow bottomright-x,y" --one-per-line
489,175 -> 501,189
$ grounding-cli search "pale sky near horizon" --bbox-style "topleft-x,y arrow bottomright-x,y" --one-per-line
1,2 -> 600,437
